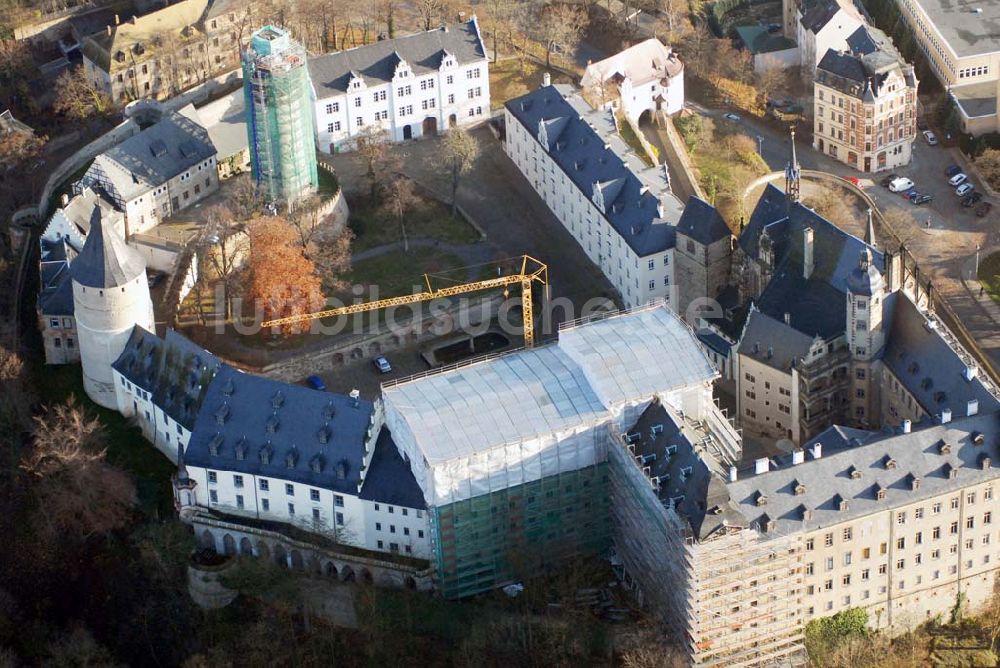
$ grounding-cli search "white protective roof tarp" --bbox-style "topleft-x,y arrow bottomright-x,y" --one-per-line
381,304 -> 717,505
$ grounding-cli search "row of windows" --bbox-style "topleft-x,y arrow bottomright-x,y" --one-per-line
373,521 -> 424,539
958,65 -> 989,79
206,491 -> 345,525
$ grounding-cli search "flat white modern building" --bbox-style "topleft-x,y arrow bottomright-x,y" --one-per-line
308,18 -> 490,153
579,38 -> 684,122
504,84 -> 731,311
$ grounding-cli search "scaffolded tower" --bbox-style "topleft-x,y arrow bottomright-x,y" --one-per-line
242,26 -> 318,209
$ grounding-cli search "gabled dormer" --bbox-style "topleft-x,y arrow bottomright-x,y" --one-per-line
348,71 -> 366,91
439,49 -> 457,70
392,52 -> 411,80
592,181 -> 606,213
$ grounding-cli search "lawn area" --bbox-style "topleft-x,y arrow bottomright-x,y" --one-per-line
977,251 -> 1000,303
489,58 -> 575,110
31,361 -> 175,517
333,247 -> 468,299
348,192 -> 480,252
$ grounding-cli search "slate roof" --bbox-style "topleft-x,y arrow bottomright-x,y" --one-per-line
734,25 -> 797,55
741,184 -> 884,339
113,328 -> 221,430
86,110 -> 215,202
626,399 -> 745,540
728,412 -> 1000,534
735,307 -> 816,372
69,205 -> 147,289
883,295 -> 1000,420
358,427 -> 427,509
506,85 -> 683,257
186,365 -> 375,494
800,0 -> 861,33
676,195 -> 731,245
38,266 -> 75,316
696,329 -> 732,358
308,19 -> 486,96
189,90 -> 247,160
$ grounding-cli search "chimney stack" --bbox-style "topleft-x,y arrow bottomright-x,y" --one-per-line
811,442 -> 822,459
968,399 -> 979,417
754,457 -> 770,474
729,466 -> 738,482
902,419 -> 912,433
114,13 -> 120,25
106,24 -> 112,36
941,408 -> 953,424
542,72 -> 551,87
803,227 -> 815,279
792,448 -> 805,465
60,193 -> 69,206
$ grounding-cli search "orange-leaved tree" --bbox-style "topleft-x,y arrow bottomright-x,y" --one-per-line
247,216 -> 325,336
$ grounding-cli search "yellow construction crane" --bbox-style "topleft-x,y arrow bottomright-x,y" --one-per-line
261,255 -> 549,347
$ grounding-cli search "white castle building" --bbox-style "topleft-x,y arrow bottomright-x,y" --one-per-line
308,18 -> 490,152
70,204 -> 155,409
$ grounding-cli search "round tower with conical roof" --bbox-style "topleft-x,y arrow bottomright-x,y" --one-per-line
71,204 -> 154,408
847,247 -> 885,427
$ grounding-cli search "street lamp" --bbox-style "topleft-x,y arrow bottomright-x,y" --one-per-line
976,244 -> 981,277
756,135 -> 764,156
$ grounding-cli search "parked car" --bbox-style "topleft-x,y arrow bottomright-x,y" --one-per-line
961,192 -> 984,207
922,130 -> 938,145
945,164 -> 963,177
306,375 -> 327,391
373,356 -> 392,374
912,193 -> 934,205
888,177 -> 915,192
724,112 -> 742,122
948,172 -> 968,187
903,189 -> 920,200
880,174 -> 900,187
956,183 -> 975,197
976,202 -> 993,217
844,176 -> 862,187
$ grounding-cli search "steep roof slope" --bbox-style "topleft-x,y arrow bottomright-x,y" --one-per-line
69,205 -> 147,289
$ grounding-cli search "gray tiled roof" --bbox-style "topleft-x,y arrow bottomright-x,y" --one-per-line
505,86 -> 679,257
358,427 -> 427,509
735,307 -> 816,372
676,195 -> 731,245
92,110 -> 215,202
728,412 -> 1000,535
113,328 -> 221,430
800,0 -> 855,33
69,205 -> 147,289
883,296 -> 1000,420
186,365 -> 374,494
308,20 -> 486,96
38,265 -> 74,316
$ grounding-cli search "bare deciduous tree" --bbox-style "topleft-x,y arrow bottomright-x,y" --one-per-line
200,205 -> 248,320
537,3 -> 587,70
381,175 -> 420,251
52,67 -> 111,120
21,398 -> 136,543
439,127 -> 479,217
356,124 -> 390,201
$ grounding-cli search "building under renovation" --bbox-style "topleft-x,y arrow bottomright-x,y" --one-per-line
241,25 -> 318,208
380,303 -> 729,598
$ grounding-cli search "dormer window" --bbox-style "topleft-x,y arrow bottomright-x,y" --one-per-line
259,445 -> 272,465
972,432 -> 985,445
266,414 -> 279,434
944,463 -> 958,479
207,432 -> 223,456
214,403 -> 229,425
755,491 -> 768,507
909,474 -> 921,491
981,455 -> 992,470
884,456 -> 897,470
285,448 -> 298,469
849,466 -> 862,479
336,461 -> 347,480
938,441 -> 952,454
793,481 -> 806,496
310,454 -> 324,473
835,494 -> 849,512
271,391 -> 284,409
317,426 -> 330,444
801,507 -> 813,521
761,513 -> 775,532
234,437 -> 248,461
115,50 -> 126,63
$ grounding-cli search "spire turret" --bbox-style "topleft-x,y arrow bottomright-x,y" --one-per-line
785,126 -> 800,204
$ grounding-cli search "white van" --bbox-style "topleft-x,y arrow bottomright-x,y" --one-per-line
888,177 -> 915,192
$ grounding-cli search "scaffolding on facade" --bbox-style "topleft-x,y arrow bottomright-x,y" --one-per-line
242,26 -> 318,208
